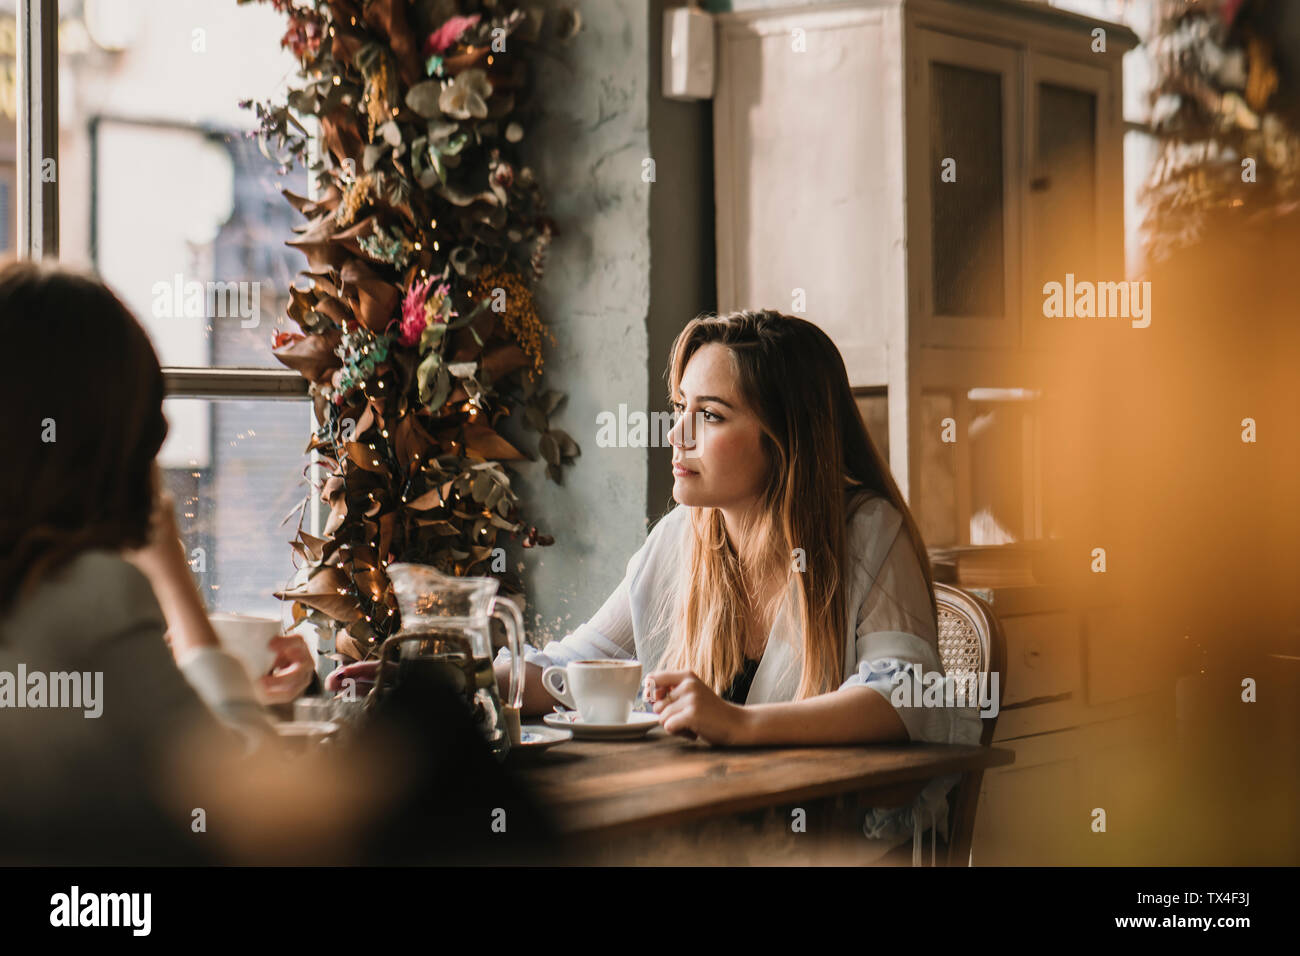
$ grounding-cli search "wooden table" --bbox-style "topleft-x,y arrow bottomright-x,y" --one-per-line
510,722 -> 1016,864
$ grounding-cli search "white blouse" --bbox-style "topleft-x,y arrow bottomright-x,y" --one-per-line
496,490 -> 984,857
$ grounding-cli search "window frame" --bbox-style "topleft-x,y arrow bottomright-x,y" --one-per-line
16,0 -> 321,542
16,0 -> 311,403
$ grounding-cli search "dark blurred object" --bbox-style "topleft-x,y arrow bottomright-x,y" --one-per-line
351,661 -> 561,865
0,654 -> 560,866
0,653 -> 223,867
1172,654 -> 1300,863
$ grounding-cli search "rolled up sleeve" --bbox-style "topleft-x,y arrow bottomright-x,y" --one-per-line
175,645 -> 277,751
842,631 -> 950,744
839,528 -> 965,745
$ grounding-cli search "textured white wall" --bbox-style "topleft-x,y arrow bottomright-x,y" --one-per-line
507,0 -> 653,645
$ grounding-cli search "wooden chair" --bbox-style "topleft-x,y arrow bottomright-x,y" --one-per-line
933,583 -> 1007,866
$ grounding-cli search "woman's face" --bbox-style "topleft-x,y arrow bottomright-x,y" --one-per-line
668,343 -> 769,509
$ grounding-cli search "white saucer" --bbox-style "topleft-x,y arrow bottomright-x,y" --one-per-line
274,720 -> 340,738
512,725 -> 572,751
542,711 -> 660,739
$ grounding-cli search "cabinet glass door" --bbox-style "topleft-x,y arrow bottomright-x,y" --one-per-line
930,62 -> 1006,319
1024,54 -> 1120,346
912,31 -> 1021,348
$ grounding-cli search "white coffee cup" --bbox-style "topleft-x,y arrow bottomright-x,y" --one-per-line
209,613 -> 280,681
541,660 -> 642,724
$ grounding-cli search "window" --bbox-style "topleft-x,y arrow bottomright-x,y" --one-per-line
2,3 -> 20,253
161,398 -> 315,616
14,1 -> 325,627
1047,0 -> 1160,277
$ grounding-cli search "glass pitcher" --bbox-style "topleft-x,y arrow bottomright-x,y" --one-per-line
373,562 -> 525,759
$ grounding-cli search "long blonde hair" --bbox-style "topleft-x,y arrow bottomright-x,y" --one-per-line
654,310 -> 936,701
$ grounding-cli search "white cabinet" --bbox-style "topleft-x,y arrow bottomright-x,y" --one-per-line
712,0 -> 1136,544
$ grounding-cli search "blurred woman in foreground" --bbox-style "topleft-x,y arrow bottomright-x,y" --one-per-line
0,260 -> 313,860
0,259 -> 555,865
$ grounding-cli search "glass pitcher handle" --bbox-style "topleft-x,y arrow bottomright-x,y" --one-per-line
490,595 -> 526,711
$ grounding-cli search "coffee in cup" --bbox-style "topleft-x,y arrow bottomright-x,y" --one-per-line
540,659 -> 642,724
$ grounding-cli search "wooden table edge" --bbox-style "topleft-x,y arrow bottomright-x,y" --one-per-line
525,744 -> 1015,839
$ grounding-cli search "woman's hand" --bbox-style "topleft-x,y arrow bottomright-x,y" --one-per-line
645,669 -> 755,746
256,635 -> 316,705
325,660 -> 380,697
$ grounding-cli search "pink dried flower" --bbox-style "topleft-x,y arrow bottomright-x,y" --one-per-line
397,276 -> 435,347
424,14 -> 481,56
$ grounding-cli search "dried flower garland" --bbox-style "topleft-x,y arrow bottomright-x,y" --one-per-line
238,0 -> 583,659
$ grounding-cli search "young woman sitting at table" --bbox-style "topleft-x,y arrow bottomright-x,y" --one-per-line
494,309 -> 982,858
0,261 -> 319,860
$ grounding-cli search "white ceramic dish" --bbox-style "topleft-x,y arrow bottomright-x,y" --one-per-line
542,711 -> 660,740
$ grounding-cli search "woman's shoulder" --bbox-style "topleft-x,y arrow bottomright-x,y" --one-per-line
645,502 -> 695,547
630,503 -> 693,579
2,549 -> 164,656
647,496 -> 902,546
843,491 -> 906,570
845,490 -> 903,536
46,549 -> 160,607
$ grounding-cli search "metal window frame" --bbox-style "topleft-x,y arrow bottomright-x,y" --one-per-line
161,367 -> 312,400
16,0 -> 57,259
82,112 -> 313,400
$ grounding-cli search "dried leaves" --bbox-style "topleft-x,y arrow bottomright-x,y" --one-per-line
244,0 -> 581,657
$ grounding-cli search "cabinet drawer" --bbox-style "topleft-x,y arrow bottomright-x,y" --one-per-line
973,728 -> 1086,865
993,698 -> 1079,739
999,612 -> 1080,706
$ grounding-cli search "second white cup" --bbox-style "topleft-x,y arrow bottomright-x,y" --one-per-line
541,659 -> 642,724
